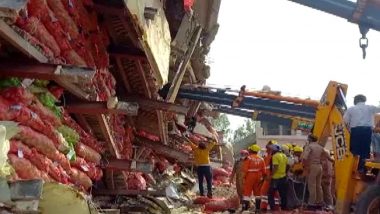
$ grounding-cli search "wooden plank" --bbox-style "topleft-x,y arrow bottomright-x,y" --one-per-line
0,0 -> 28,19
115,57 -> 132,93
0,20 -> 48,62
157,110 -> 168,145
97,115 -> 122,159
165,26 -> 202,103
93,189 -> 165,197
135,60 -> 152,98
135,136 -> 190,163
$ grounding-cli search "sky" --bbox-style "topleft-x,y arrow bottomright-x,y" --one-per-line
208,0 -> 380,130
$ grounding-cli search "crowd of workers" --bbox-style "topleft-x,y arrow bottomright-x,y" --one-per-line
187,94 -> 380,212
229,138 -> 335,212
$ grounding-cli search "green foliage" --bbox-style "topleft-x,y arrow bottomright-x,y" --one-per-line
38,92 -> 62,118
212,113 -> 232,142
232,119 -> 255,143
0,78 -> 21,89
57,125 -> 79,161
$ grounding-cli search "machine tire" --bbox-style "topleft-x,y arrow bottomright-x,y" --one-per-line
355,185 -> 380,214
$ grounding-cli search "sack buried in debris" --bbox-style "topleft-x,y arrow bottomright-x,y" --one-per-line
204,195 -> 240,212
193,196 -> 224,205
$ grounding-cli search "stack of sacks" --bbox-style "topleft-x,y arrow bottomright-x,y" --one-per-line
0,83 -> 103,191
212,167 -> 231,186
14,0 -> 115,101
109,115 -> 134,159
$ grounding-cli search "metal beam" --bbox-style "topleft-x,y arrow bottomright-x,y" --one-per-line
66,101 -> 138,116
93,189 -> 165,197
165,26 -> 202,103
93,1 -> 125,15
0,61 -> 95,81
65,98 -> 188,115
0,61 -> 96,100
101,159 -> 153,173
109,45 -> 146,60
135,137 -> 190,163
288,0 -> 380,31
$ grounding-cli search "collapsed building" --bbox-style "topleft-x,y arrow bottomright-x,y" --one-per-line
0,0 -> 225,213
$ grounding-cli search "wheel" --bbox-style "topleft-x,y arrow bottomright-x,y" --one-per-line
355,185 -> 380,214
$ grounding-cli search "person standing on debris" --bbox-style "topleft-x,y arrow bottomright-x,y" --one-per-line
268,144 -> 288,211
321,149 -> 334,210
241,144 -> 266,211
302,135 -> 330,209
344,94 -> 380,174
260,140 -> 278,211
230,150 -> 250,200
188,140 -> 216,198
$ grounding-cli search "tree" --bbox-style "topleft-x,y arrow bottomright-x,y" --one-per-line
212,114 -> 232,142
232,119 -> 255,143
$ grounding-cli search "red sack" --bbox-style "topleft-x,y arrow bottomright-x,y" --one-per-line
8,154 -> 42,179
16,125 -> 57,156
204,195 -> 240,213
71,38 -> 95,67
75,142 -> 101,164
15,125 -> 71,171
213,167 -> 230,178
62,111 -> 105,153
29,101 -> 62,127
61,0 -> 95,32
42,8 -> 72,52
70,157 -> 102,180
70,168 -> 93,190
0,101 -> 60,146
48,86 -> 65,100
27,0 -> 49,19
9,140 -> 32,158
46,0 -> 80,39
62,49 -> 87,67
193,196 -> 214,205
1,87 -> 34,105
127,173 -> 146,190
183,0 -> 195,11
17,17 -> 61,57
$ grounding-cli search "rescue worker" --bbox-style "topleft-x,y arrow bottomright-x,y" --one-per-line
321,149 -> 334,210
242,144 -> 266,211
259,140 -> 278,211
268,144 -> 288,211
268,144 -> 288,210
290,146 -> 305,203
302,135 -> 330,209
291,146 -> 304,181
230,150 -> 250,200
343,94 -> 380,174
188,140 -> 216,198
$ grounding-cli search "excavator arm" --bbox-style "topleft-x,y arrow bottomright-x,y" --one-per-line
311,81 -> 358,214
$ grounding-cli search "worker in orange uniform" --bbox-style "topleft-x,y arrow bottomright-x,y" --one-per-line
230,150 -> 250,201
259,140 -> 278,211
188,140 -> 216,198
241,144 -> 266,211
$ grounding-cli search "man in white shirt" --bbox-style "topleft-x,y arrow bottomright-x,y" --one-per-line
343,94 -> 380,174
